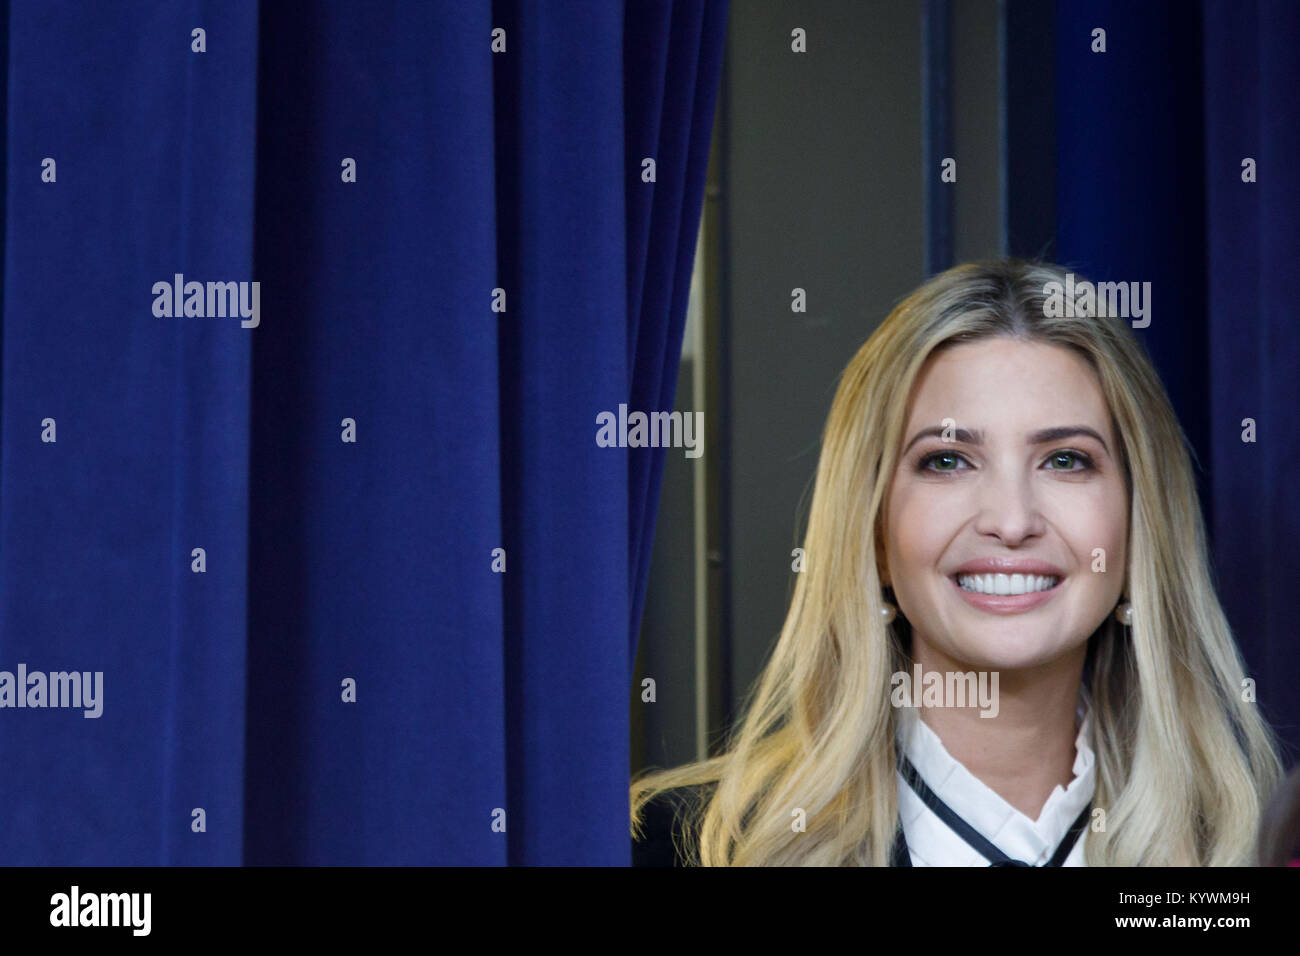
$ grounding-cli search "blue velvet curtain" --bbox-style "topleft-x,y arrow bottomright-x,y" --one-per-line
0,0 -> 726,865
1055,0 -> 1300,762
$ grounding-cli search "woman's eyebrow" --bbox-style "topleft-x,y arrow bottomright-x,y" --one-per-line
903,426 -> 983,453
1028,425 -> 1110,454
902,424 -> 1109,455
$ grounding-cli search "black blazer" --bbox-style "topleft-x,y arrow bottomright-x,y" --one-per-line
631,786 -> 708,867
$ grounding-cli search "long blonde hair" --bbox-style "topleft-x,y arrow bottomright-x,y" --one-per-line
631,258 -> 1283,865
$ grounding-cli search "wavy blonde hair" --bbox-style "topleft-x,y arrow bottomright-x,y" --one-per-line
630,258 -> 1284,865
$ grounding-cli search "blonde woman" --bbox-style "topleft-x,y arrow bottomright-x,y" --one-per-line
630,258 -> 1283,866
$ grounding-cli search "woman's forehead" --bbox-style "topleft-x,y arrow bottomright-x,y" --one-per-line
905,339 -> 1111,432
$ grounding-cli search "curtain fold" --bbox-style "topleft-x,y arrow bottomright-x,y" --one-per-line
627,0 -> 727,669
1056,0 -> 1300,759
0,0 -> 259,866
0,0 -> 728,866
1203,0 -> 1300,761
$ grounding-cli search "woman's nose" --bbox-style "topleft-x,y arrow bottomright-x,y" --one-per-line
971,467 -> 1044,545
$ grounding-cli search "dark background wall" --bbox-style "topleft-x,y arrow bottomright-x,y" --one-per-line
634,0 -> 1014,775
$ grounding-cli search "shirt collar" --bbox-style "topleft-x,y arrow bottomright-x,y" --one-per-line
895,686 -> 1095,865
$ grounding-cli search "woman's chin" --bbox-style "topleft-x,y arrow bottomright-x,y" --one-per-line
938,634 -> 1076,674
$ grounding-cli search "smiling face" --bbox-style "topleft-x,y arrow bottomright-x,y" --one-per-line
881,337 -> 1128,673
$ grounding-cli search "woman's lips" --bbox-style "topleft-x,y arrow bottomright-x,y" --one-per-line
949,574 -> 1064,614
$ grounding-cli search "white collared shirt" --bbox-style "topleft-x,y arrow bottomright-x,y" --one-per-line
894,690 -> 1095,866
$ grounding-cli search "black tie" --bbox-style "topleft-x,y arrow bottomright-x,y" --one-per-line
892,753 -> 1090,867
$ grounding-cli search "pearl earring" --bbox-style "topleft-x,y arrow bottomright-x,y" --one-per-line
880,601 -> 897,625
1114,601 -> 1133,626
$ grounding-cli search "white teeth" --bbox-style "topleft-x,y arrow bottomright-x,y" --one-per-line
956,572 -> 1059,595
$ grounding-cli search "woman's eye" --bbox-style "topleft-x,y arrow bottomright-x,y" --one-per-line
1045,451 -> 1092,471
920,452 -> 967,472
